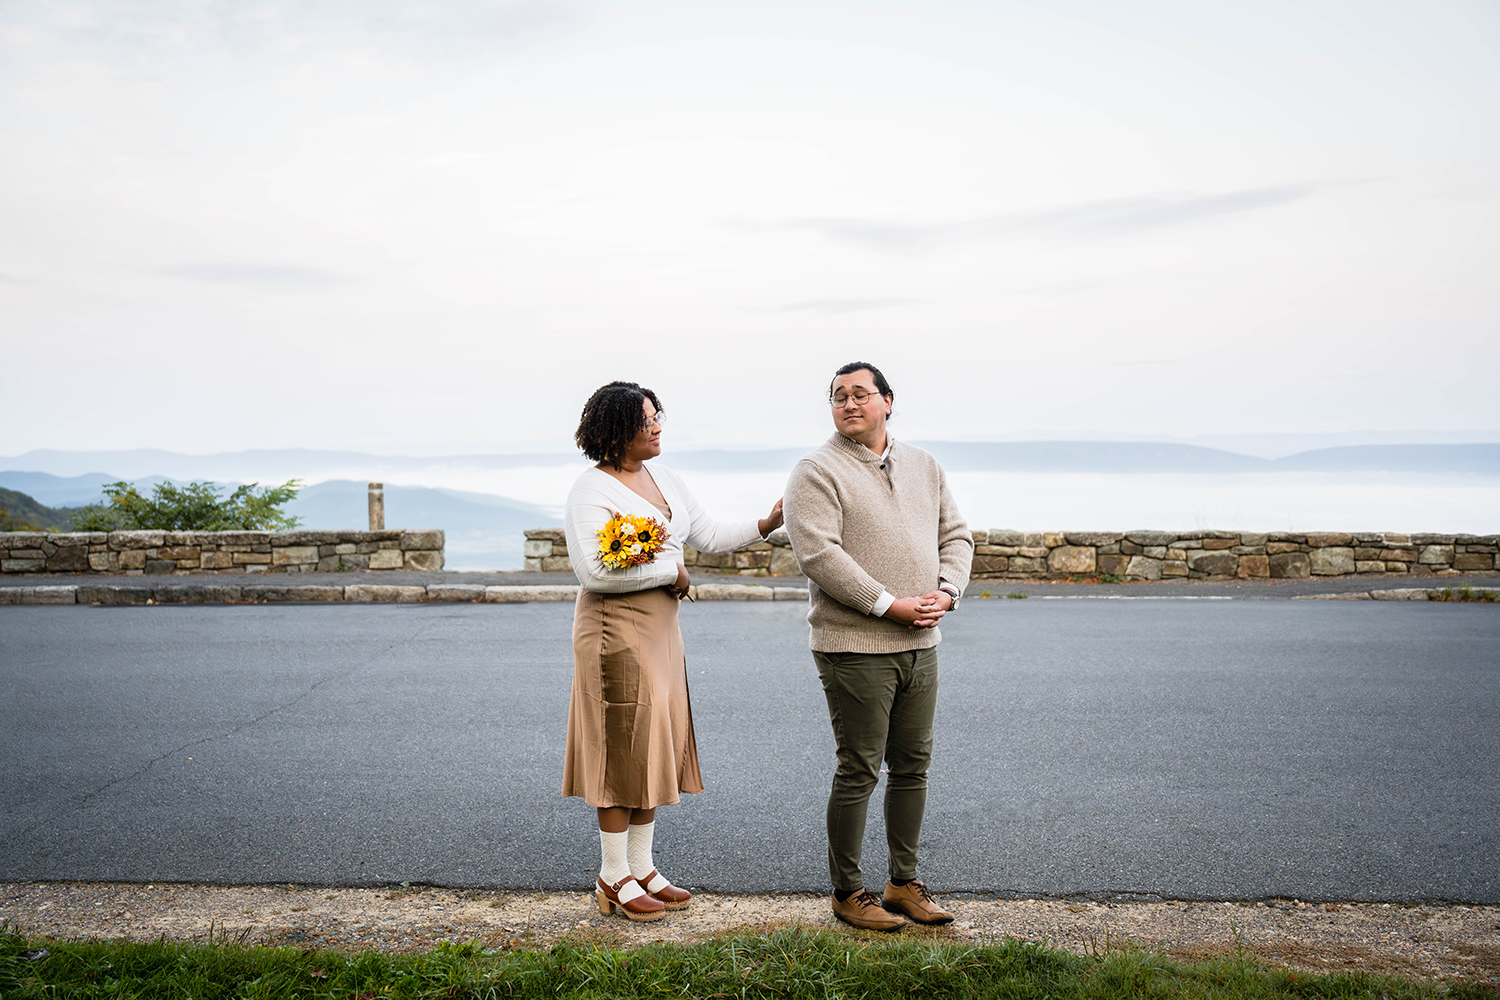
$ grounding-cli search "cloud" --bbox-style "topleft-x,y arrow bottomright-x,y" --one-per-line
771,297 -> 923,315
156,264 -> 347,287
780,184 -> 1321,251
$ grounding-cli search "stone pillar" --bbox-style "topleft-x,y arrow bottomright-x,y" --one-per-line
368,483 -> 384,531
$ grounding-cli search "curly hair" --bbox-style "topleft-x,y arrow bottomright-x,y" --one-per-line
575,381 -> 664,469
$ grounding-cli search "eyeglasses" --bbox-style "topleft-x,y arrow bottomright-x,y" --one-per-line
644,412 -> 664,427
829,390 -> 881,407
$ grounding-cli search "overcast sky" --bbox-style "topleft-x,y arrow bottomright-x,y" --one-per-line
3,0 -> 1497,455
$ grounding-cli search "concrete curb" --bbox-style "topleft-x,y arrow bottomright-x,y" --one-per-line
1291,587 -> 1496,602
0,583 -> 812,606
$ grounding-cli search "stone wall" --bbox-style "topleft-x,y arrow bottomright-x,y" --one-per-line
523,528 -> 1498,580
0,529 -> 444,575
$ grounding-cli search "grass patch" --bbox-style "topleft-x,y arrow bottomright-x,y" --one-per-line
5,923 -> 1492,999
1434,583 -> 1498,603
1005,592 -> 1029,599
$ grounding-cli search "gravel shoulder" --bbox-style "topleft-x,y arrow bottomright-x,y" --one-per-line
3,883 -> 1496,987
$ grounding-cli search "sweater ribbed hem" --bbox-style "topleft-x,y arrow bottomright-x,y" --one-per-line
809,626 -> 941,654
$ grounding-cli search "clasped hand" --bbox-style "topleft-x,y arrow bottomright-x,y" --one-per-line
883,590 -> 952,629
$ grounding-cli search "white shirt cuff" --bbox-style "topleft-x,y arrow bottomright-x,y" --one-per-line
870,590 -> 895,617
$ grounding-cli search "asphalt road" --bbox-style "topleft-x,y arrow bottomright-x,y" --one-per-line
2,600 -> 1497,902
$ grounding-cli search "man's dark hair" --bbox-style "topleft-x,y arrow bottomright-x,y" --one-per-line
575,381 -> 663,469
830,361 -> 894,418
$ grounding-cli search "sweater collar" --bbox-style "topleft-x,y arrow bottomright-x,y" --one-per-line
830,431 -> 893,463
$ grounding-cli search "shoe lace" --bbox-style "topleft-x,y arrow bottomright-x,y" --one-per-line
851,889 -> 884,910
910,881 -> 937,904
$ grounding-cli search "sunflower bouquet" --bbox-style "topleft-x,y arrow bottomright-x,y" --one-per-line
597,511 -> 671,570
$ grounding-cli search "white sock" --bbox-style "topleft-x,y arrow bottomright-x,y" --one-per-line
599,830 -> 644,902
628,822 -> 669,893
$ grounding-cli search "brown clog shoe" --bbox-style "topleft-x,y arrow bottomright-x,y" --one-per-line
641,869 -> 691,910
595,876 -> 666,922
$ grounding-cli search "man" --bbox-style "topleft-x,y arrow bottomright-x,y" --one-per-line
783,361 -> 973,931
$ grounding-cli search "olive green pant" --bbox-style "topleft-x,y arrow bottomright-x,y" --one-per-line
813,647 -> 939,892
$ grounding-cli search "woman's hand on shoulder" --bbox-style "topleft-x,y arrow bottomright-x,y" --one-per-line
758,497 -> 785,538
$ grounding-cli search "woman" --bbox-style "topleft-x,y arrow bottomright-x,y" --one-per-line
562,381 -> 783,922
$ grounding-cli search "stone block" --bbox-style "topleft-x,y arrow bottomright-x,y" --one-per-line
1042,533 -> 1064,548
156,545 -> 201,561
1097,554 -> 1130,576
1124,531 -> 1177,546
1239,533 -> 1268,547
524,558 -> 543,571
45,547 -> 90,572
541,555 -> 573,572
1063,532 -> 1122,546
1048,546 -> 1096,574
152,584 -> 243,604
1022,533 -> 1046,547
272,545 -> 320,566
1418,545 -> 1454,565
692,583 -> 774,601
1017,547 -> 1048,559
377,540 -> 401,549
770,547 -> 801,576
972,555 -> 1009,575
11,586 -> 77,604
1143,546 -> 1166,560
1269,552 -> 1311,578
1411,534 -> 1457,546
1201,538 -> 1238,550
971,530 -> 988,544
1265,542 -> 1302,555
427,584 -> 486,601
1353,547 -> 1380,560
117,550 -> 148,570
7,549 -> 46,559
1124,556 -> 1162,580
144,560 -> 176,575
109,531 -> 165,550
1306,533 -> 1353,547
344,585 -> 425,602
1237,555 -> 1270,578
1378,548 -> 1417,562
78,585 -> 153,605
523,539 -> 553,558
368,549 -> 404,570
401,530 -> 444,551
332,543 -> 355,555
1265,532 -> 1305,543
1187,550 -> 1238,576
1161,560 -> 1189,577
1231,545 -> 1266,555
1309,547 -> 1356,575
2,558 -> 46,572
1166,548 -> 1187,561
232,551 -> 272,565
1382,533 -> 1412,546
88,552 -> 111,571
1009,556 -> 1046,573
524,528 -> 568,542
1120,540 -> 1142,556
1355,561 -> 1386,573
1097,543 -> 1121,555
1,532 -> 47,549
1454,553 -> 1495,571
405,550 -> 444,572
1408,564 -> 1434,577
1384,562 -> 1408,573
357,542 -> 380,554
200,551 -> 234,570
1370,588 -> 1432,601
988,529 -> 1025,545
316,556 -> 342,572
484,585 -> 579,602
244,585 -> 346,602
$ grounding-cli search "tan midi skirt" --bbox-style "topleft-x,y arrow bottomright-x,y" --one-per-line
561,586 -> 704,808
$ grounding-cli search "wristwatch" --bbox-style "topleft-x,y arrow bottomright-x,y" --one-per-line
939,585 -> 961,611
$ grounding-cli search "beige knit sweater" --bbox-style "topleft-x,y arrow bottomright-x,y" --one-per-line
784,433 -> 973,653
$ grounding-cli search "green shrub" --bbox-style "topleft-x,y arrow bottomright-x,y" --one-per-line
70,480 -> 303,532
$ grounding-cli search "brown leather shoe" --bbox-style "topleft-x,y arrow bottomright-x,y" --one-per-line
595,876 -> 666,922
882,880 -> 954,925
831,889 -> 906,931
641,869 -> 692,910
